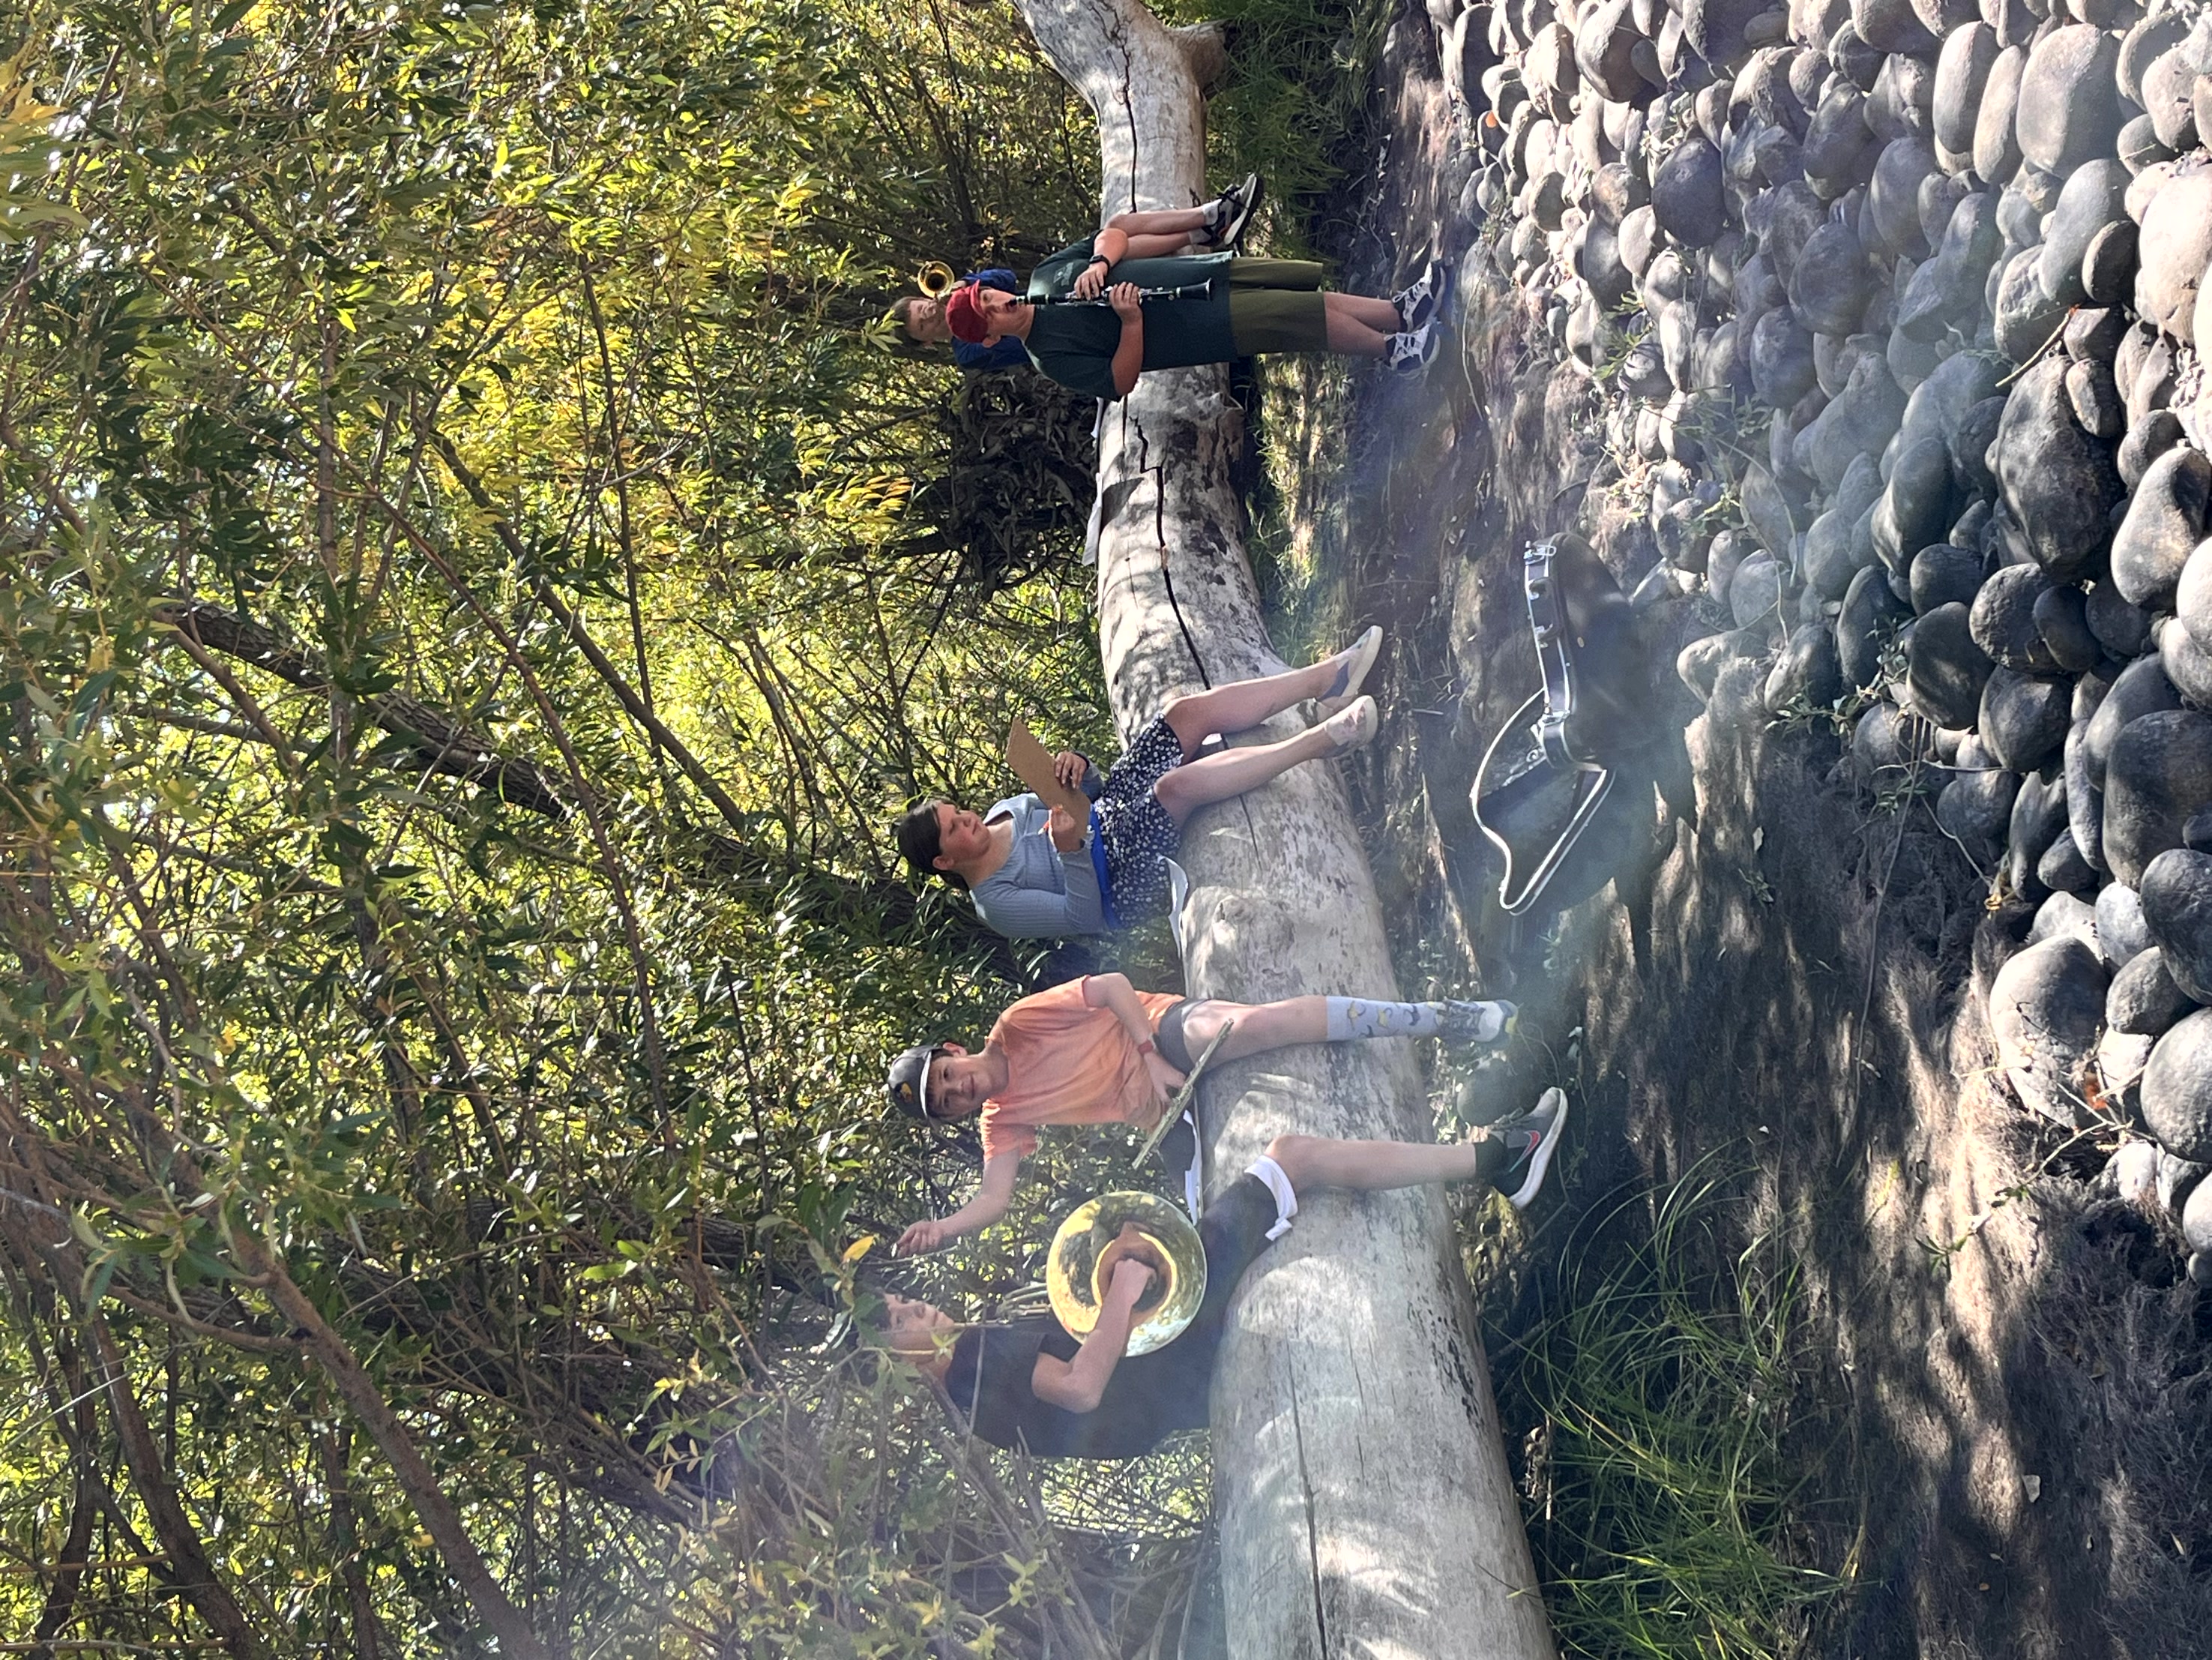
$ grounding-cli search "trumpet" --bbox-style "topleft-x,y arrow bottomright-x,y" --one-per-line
1046,1191 -> 1207,1356
915,261 -> 958,299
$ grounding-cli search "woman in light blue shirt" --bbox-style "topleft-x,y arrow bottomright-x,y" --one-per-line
893,630 -> 1383,939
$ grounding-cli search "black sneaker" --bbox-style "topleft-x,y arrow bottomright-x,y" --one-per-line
1494,1088 -> 1569,1211
1390,257 -> 1451,331
1205,172 -> 1263,249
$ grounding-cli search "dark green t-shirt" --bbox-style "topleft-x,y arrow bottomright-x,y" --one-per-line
1022,238 -> 1239,400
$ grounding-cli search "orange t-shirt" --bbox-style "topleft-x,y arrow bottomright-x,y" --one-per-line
977,978 -> 1182,1161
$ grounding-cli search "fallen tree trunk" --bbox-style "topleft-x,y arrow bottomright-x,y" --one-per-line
1009,4 -> 1557,1655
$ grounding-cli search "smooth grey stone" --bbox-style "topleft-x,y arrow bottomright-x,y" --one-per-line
1908,601 -> 1995,726
1803,80 -> 1878,193
1973,43 -> 2028,185
1652,135 -> 1728,248
2109,945 -> 2196,1035
2097,880 -> 2155,967
1618,205 -> 1660,279
1750,307 -> 1819,408
1788,223 -> 1874,334
1765,625 -> 1845,710
2177,539 -> 2212,656
2192,1249 -> 2212,1286
2112,446 -> 2212,613
1830,19 -> 1884,90
1801,350 -> 1908,494
2031,583 -> 2099,675
2037,158 -> 2130,309
2074,660 -> 2120,724
2061,305 -> 2127,364
2086,656 -> 2181,781
1753,181 -> 1830,284
1996,181 -> 2042,246
2144,46 -> 2200,152
2010,765 -> 2071,892
1993,357 -> 2123,581
2119,10 -> 2193,107
1875,438 -> 1956,577
2064,359 -> 2125,440
1805,505 -> 1863,598
2040,825 -> 2098,891
2143,1008 -> 2212,1161
1576,216 -> 1635,310
1742,465 -> 1804,562
1734,250 -> 1787,328
1898,190 -> 2001,342
2125,333 -> 2179,431
2184,1170 -> 2212,1253
1989,934 -> 2107,1124
1678,627 -> 1765,702
2085,583 -> 2153,660
1732,551 -> 1787,628
1970,562 -> 2057,670
1981,667 -> 2072,772
2103,709 -> 2212,886
1686,0 -> 1773,64
1659,304 -> 1699,391
2161,614 -> 2212,710
1896,327 -> 2002,458
2116,408 -> 2183,493
2187,808 -> 2212,854
1932,22 -> 2000,158
1576,0 -> 1651,104
1950,498 -> 1992,553
2029,889 -> 2100,951
1851,0 -> 1937,54
1911,542 -> 1985,613
2112,1137 -> 2164,1203
2134,165 -> 2212,347
1992,245 -> 2069,363
2015,25 -> 2125,176
1839,561 -> 1911,686
1917,170 -> 1971,253
2118,111 -> 2175,175
2068,719 -> 2108,874
2079,215 -> 2132,310
2169,1151 -> 2212,1224
1868,51 -> 1935,143
1950,396 -> 2007,499
2139,847 -> 2212,1005
1851,700 -> 1919,786
1867,136 -> 1938,259
1937,764 -> 2019,863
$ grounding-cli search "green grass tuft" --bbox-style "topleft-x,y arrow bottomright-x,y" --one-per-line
1498,1160 -> 1847,1659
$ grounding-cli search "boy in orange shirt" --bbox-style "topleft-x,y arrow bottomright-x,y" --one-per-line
885,972 -> 1513,1255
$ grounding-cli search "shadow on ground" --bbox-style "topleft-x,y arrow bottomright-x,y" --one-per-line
1253,10 -> 2212,1657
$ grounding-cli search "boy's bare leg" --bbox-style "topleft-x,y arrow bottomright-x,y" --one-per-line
1323,291 -> 1402,357
1106,207 -> 1211,238
1265,1133 -> 1488,1191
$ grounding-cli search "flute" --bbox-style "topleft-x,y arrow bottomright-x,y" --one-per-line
1039,279 -> 1217,306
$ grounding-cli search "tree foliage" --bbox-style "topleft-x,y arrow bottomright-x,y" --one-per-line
0,0 -> 1229,1652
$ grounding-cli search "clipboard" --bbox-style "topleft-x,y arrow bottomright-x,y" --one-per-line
1006,717 -> 1092,825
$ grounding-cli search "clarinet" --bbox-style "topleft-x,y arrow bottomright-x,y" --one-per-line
1039,279 -> 1217,306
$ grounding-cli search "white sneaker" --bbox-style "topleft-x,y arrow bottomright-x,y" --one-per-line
1316,625 -> 1384,719
1385,319 -> 1440,375
1322,694 -> 1378,751
1436,998 -> 1517,1045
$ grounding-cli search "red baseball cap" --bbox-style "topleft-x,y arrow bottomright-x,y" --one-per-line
944,283 -> 989,344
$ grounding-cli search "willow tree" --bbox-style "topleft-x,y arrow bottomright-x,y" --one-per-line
1007,2 -> 1558,1654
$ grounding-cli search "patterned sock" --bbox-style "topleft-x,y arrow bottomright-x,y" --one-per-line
1324,996 -> 1442,1040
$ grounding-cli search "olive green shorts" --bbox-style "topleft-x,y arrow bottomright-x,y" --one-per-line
1226,259 -> 1330,355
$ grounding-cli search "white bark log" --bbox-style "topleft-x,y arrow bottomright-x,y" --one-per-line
1009,4 -> 1558,1656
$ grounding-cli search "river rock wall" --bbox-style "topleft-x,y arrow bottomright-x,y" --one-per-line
1431,0 -> 2212,1274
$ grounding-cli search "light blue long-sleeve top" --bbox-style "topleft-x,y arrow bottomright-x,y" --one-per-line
970,770 -> 1108,939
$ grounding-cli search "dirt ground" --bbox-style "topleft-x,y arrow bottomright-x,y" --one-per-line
1262,14 -> 2212,1658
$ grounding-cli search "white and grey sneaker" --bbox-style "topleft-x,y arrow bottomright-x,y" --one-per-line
1495,1087 -> 1569,1211
1384,319 -> 1441,374
1203,172 -> 1263,248
1316,625 -> 1384,720
1436,998 -> 1517,1046
1391,257 -> 1451,330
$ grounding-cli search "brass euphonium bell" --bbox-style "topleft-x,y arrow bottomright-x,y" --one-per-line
1046,1191 -> 1207,1356
916,260 -> 957,299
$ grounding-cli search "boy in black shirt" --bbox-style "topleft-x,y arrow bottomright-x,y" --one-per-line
875,1095 -> 1567,1459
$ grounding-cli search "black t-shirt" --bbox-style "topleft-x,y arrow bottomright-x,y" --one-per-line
944,1317 -> 1214,1459
1021,239 -> 1239,401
